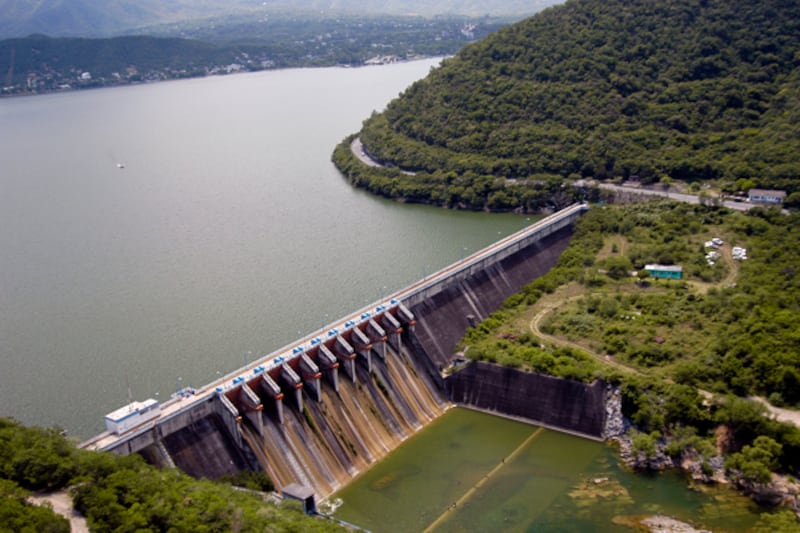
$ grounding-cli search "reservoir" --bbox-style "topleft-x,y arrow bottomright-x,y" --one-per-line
0,59 -> 530,438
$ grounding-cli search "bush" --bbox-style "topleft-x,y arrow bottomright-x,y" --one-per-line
630,430 -> 659,459
0,418 -> 344,533
0,479 -> 70,533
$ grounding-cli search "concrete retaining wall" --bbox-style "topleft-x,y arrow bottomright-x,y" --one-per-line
408,225 -> 573,370
444,362 -> 607,439
161,413 -> 255,479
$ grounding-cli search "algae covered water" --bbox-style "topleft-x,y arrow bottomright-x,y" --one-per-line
330,408 -> 763,532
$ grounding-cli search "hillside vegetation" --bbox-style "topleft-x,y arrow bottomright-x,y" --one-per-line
463,201 -> 800,403
1,35 -> 242,83
1,18 -> 495,93
0,418 -> 343,532
459,200 -> 800,495
334,0 -> 800,211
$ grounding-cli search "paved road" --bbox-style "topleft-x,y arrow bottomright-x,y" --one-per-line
350,137 -> 416,175
350,138 -> 771,214
595,183 -> 755,211
350,137 -> 382,168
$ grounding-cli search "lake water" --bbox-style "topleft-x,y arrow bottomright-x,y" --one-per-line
0,60 -> 532,438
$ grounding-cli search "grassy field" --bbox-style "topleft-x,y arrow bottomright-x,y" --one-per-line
460,201 -> 770,387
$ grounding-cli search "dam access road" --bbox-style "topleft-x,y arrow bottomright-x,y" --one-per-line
350,137 -> 762,213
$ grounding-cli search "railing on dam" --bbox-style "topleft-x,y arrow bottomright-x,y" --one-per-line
80,203 -> 588,453
399,202 -> 587,307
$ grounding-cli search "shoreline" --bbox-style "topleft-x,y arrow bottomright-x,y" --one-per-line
1,55 -> 446,100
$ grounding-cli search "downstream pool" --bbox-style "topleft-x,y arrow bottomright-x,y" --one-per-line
329,408 -> 764,532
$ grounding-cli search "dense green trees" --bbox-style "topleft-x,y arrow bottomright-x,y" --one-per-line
0,420 -> 77,492
0,479 -> 69,533
0,418 -> 344,532
335,0 -> 800,209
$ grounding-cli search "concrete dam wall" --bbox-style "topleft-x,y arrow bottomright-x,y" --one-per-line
141,333 -> 447,498
86,204 -> 608,498
444,362 -> 606,439
406,224 -> 573,371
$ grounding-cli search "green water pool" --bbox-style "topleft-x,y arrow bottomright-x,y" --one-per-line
329,408 -> 764,532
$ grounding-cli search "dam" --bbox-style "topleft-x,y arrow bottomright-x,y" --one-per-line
81,203 -> 602,499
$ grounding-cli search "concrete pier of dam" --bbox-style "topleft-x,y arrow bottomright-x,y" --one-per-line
82,203 -> 601,496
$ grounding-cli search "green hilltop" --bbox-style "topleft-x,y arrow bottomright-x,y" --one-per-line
334,0 -> 800,211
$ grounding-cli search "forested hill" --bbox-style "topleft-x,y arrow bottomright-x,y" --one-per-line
0,18 -> 496,94
334,0 -> 800,211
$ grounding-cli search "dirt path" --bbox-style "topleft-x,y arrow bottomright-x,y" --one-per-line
526,284 -> 641,376
525,286 -> 800,428
751,397 -> 800,427
687,241 -> 740,294
29,491 -> 89,533
719,242 -> 740,287
596,235 -> 628,262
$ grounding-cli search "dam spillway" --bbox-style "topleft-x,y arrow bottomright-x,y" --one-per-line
242,340 -> 446,496
82,204 -> 591,498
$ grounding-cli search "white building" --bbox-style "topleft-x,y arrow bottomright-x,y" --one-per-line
748,188 -> 786,204
104,398 -> 160,435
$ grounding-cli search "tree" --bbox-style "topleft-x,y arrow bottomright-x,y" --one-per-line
753,509 -> 800,532
631,430 -> 660,461
0,418 -> 341,533
735,178 -> 756,192
725,436 -> 783,486
698,190 -> 714,206
0,479 -> 70,533
714,396 -> 769,449
336,0 -> 800,208
603,255 -> 633,279
785,192 -> 800,209
598,297 -> 619,318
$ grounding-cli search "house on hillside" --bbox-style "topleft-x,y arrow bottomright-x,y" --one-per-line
748,188 -> 786,204
644,264 -> 683,279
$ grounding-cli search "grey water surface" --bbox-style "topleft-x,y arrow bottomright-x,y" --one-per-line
0,60 -> 531,437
